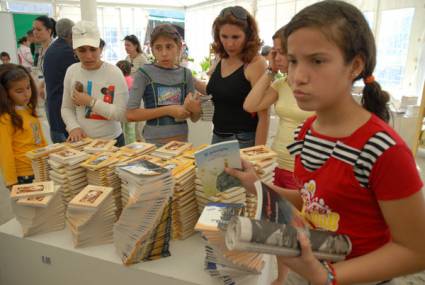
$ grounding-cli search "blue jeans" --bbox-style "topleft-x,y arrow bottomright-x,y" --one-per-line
115,133 -> 125,147
50,130 -> 68,143
211,130 -> 256,149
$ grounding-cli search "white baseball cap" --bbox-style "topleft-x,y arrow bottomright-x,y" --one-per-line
72,20 -> 100,49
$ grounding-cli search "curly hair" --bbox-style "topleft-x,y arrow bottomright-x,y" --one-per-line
0,64 -> 38,131
211,6 -> 262,63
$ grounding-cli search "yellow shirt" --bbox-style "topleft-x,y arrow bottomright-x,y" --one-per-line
271,78 -> 313,171
0,108 -> 46,186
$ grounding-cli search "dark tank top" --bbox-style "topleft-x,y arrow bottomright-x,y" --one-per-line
206,61 -> 258,133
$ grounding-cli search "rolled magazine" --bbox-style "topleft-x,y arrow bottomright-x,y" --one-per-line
225,216 -> 351,262
225,182 -> 352,262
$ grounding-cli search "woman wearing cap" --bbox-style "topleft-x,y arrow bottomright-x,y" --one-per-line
61,21 -> 129,146
124,35 -> 149,77
196,6 -> 268,148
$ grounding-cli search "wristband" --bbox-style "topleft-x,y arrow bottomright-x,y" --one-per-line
321,261 -> 337,285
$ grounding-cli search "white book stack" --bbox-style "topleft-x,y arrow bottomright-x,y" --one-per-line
151,141 -> 192,160
240,145 -> 278,218
65,137 -> 93,151
195,203 -> 264,284
26,144 -> 65,182
48,148 -> 89,204
200,95 -> 214,121
10,181 -> 65,237
83,139 -> 116,154
80,151 -> 132,218
159,156 -> 198,240
114,159 -> 174,265
66,185 -> 116,248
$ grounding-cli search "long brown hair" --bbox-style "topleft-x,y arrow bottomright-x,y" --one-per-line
212,6 -> 262,63
0,64 -> 38,131
284,0 -> 390,122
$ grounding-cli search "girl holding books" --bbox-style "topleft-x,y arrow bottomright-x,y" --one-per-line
0,64 -> 46,187
126,24 -> 201,146
226,1 -> 425,284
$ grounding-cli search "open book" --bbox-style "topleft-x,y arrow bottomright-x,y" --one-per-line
225,182 -> 352,262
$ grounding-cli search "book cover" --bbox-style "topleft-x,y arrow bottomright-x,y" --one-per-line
69,185 -> 113,208
11,181 -> 55,199
195,202 -> 244,232
118,159 -> 168,176
194,140 -> 242,197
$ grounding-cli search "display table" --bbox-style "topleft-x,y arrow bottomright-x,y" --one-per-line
0,219 -> 273,285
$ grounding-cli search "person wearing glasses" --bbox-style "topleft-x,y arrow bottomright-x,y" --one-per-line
197,6 -> 268,148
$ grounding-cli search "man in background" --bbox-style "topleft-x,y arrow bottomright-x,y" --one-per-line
43,18 -> 78,143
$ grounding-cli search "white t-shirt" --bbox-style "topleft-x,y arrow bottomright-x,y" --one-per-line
17,45 -> 33,69
61,62 -> 129,139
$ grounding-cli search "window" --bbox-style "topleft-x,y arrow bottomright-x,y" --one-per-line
375,8 -> 415,98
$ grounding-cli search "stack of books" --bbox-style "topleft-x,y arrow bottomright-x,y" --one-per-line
195,203 -> 264,284
80,151 -> 132,218
48,148 -> 89,204
114,159 -> 174,265
158,156 -> 198,240
119,142 -> 156,156
10,181 -> 65,237
65,137 -> 93,151
66,185 -> 116,248
151,141 -> 192,160
194,141 -> 246,214
240,145 -> 278,218
200,95 -> 214,121
26,144 -> 65,182
84,139 -> 116,154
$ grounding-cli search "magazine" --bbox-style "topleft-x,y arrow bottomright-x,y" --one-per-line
194,140 -> 242,197
225,182 -> 352,262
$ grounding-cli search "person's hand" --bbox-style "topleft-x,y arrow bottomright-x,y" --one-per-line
224,159 -> 259,194
167,105 -> 191,119
67,128 -> 87,142
278,231 -> 328,285
184,92 -> 201,114
72,89 -> 92,107
269,49 -> 280,74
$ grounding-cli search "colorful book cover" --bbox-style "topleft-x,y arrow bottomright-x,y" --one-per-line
194,140 -> 242,197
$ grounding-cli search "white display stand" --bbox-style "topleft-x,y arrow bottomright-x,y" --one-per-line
0,219 -> 273,285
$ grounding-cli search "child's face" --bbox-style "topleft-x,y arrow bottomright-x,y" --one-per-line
1,56 -> 10,64
75,45 -> 103,70
219,24 -> 246,58
8,77 -> 32,106
272,38 -> 288,73
152,36 -> 181,68
287,27 -> 358,112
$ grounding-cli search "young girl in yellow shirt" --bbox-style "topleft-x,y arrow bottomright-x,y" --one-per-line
0,64 -> 46,187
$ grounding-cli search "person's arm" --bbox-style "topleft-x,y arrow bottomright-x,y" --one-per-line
193,77 -> 207,95
0,119 -> 17,187
125,70 -> 190,122
255,109 -> 269,145
61,67 -> 81,133
244,56 -> 270,145
244,72 -> 278,112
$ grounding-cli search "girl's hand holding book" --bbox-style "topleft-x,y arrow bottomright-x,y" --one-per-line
67,128 -> 87,143
183,92 -> 201,114
167,105 -> 190,120
224,159 -> 258,195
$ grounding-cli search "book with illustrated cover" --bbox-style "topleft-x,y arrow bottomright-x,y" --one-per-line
195,203 -> 245,232
26,144 -> 65,159
49,148 -> 88,165
120,142 -> 156,155
68,185 -> 113,209
225,182 -> 352,262
84,139 -> 116,153
240,145 -> 277,161
194,140 -> 242,197
11,181 -> 55,199
119,159 -> 168,176
152,141 -> 192,159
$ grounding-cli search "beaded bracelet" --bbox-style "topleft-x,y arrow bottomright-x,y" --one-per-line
321,261 -> 337,285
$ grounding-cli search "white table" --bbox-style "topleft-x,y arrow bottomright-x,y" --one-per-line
0,219 -> 273,285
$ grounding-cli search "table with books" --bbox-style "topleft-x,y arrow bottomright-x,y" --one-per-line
0,218 -> 273,285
